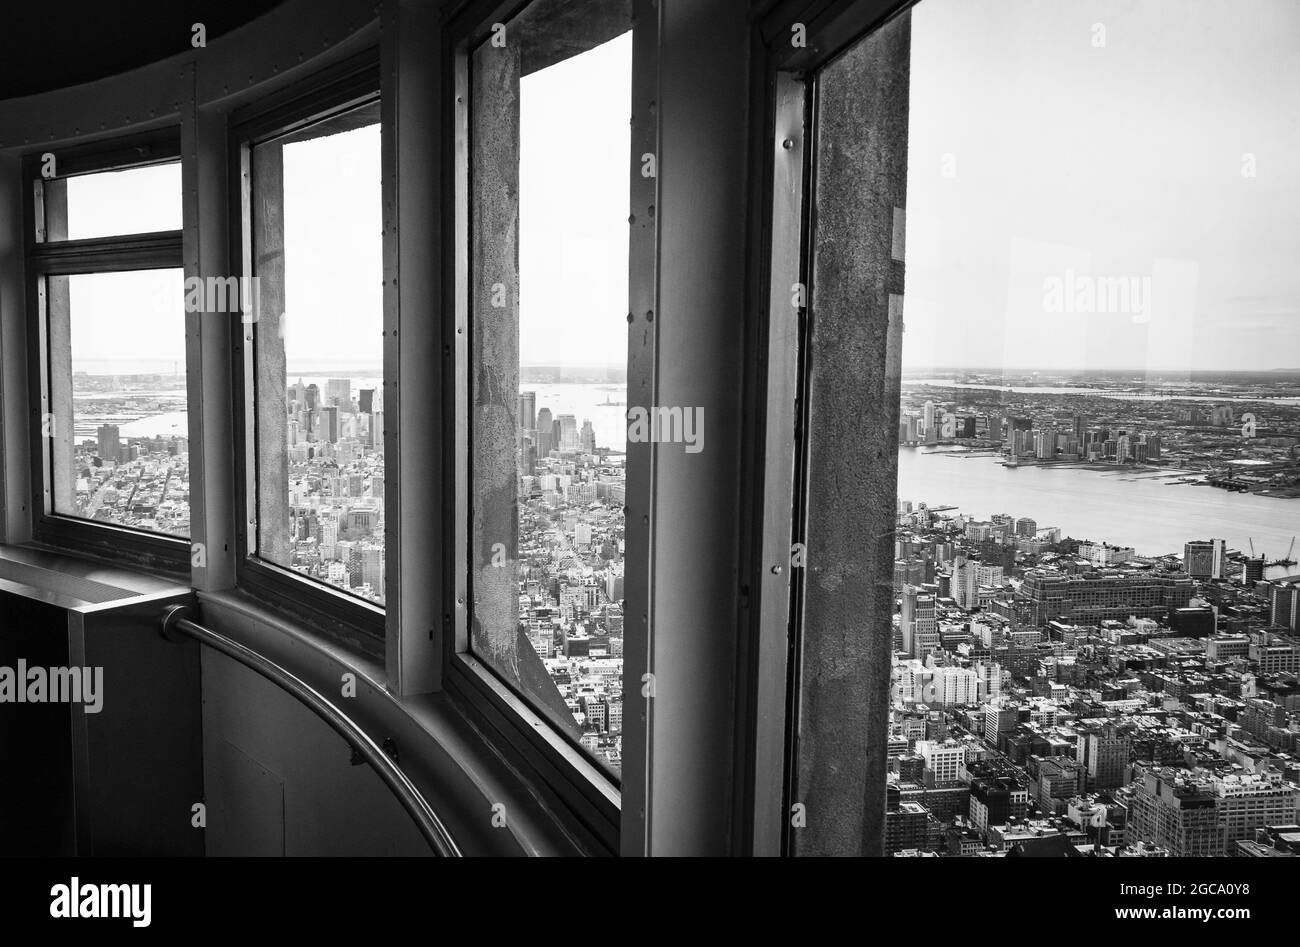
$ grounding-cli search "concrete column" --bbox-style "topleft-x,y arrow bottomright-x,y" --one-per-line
794,10 -> 910,857
469,35 -> 522,681
252,142 -> 290,568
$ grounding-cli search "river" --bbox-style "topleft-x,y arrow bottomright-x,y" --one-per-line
898,446 -> 1298,575
909,378 -> 1300,405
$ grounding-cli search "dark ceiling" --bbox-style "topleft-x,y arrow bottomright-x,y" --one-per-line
0,2 -> 288,101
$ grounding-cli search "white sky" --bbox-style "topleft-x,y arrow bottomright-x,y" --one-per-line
279,123 -> 383,367
903,0 -> 1300,372
61,2 -> 1297,376
519,31 -> 632,368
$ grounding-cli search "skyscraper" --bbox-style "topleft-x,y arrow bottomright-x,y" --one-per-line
901,584 -> 937,658
1242,556 -> 1266,585
1185,539 -> 1226,580
321,405 -> 339,443
97,424 -> 121,464
536,407 -> 553,456
518,390 -> 536,432
556,414 -> 579,451
1270,584 -> 1299,632
580,419 -> 596,454
326,378 -> 352,411
1076,726 -> 1128,791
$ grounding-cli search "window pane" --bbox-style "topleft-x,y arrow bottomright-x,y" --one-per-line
39,162 -> 182,241
470,1 -> 631,777
47,269 -> 190,537
250,104 -> 386,606
886,0 -> 1300,856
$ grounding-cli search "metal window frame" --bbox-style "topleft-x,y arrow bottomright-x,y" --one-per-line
228,50 -> 389,659
20,131 -> 190,576
744,0 -> 916,856
440,0 -> 658,857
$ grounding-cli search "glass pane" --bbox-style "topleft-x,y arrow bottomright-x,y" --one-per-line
40,162 -> 182,241
469,0 -> 631,777
886,0 -> 1300,856
48,269 -> 190,537
250,104 -> 386,605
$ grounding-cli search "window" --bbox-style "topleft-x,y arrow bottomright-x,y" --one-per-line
772,0 -> 1300,857
25,135 -> 188,558
50,269 -> 189,536
37,162 -> 182,242
888,0 -> 1300,858
243,99 -> 386,608
464,0 -> 633,778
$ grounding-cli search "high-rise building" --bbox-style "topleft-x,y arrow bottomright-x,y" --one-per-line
517,390 -> 536,432
953,557 -> 1002,609
1185,538 -> 1226,580
901,584 -> 937,658
1243,556 -> 1266,585
326,378 -> 352,411
983,698 -> 1020,744
97,424 -> 121,464
932,665 -> 981,706
580,419 -> 596,454
359,388 -> 375,414
1271,584 -> 1300,632
556,413 -> 579,451
1015,517 -> 1037,538
1076,727 -> 1128,790
535,407 -> 553,456
321,405 -> 339,443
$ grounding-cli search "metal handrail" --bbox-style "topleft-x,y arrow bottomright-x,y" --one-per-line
160,604 -> 461,857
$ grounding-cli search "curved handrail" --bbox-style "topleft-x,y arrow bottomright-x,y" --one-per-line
160,604 -> 461,857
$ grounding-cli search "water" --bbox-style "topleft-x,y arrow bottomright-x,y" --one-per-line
67,375 -> 1298,571
910,378 -> 1300,405
526,382 -> 628,453
898,447 -> 1299,574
